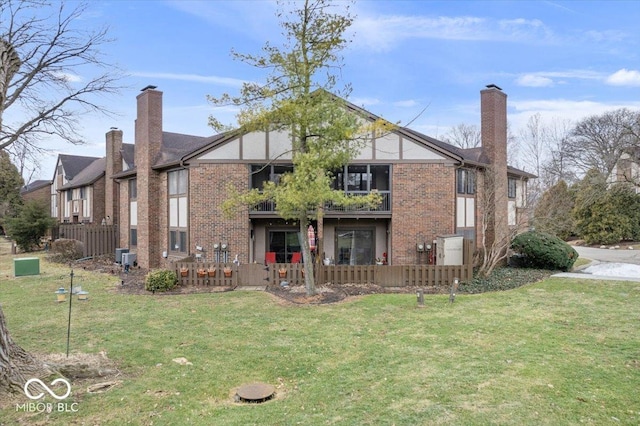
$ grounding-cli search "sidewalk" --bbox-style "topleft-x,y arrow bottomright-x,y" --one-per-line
552,272 -> 640,282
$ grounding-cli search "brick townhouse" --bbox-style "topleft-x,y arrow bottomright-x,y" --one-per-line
49,154 -> 110,224
109,84 -> 533,269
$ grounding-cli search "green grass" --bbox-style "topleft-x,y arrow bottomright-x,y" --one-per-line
572,257 -> 592,270
1,242 -> 639,425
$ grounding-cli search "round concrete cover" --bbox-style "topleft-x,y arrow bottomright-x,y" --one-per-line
236,382 -> 276,402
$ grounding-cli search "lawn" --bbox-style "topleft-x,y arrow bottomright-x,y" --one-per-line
1,242 -> 639,425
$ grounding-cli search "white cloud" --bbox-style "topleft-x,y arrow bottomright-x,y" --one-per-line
514,69 -> 606,87
393,99 -> 418,108
54,72 -> 82,83
606,69 -> 640,87
351,13 -> 553,51
516,74 -> 554,87
350,97 -> 381,107
132,72 -> 248,87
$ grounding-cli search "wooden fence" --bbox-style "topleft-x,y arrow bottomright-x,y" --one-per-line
172,239 -> 474,288
53,224 -> 118,258
170,262 -> 472,288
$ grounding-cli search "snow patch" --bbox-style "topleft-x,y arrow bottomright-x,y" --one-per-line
583,263 -> 640,278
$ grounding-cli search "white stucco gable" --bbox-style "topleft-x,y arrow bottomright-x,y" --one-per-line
195,128 -> 448,162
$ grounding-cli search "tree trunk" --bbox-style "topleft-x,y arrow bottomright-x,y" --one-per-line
0,305 -> 52,394
300,219 -> 316,296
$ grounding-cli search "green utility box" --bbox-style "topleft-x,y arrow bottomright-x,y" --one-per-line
14,257 -> 40,277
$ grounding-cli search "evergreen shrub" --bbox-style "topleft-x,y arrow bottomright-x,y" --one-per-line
145,269 -> 177,292
511,231 -> 578,271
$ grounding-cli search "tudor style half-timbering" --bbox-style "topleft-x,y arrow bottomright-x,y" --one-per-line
113,85 -> 533,269
50,154 -> 107,224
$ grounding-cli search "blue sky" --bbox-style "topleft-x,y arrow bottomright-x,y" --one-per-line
33,0 -> 640,180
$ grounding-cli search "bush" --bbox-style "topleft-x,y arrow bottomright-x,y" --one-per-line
511,231 -> 578,271
4,200 -> 56,252
145,269 -> 177,292
49,238 -> 84,263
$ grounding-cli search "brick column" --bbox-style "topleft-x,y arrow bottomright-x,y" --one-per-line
135,86 -> 163,269
105,128 -> 123,225
480,84 -> 508,249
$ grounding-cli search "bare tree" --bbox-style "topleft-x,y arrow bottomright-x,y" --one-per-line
0,0 -> 120,394
541,117 -> 576,186
444,123 -> 481,149
0,0 -> 121,154
565,108 -> 639,176
475,167 -> 528,277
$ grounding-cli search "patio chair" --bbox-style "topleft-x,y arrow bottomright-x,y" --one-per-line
265,252 -> 276,264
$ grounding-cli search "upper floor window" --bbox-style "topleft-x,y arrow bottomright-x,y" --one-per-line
332,165 -> 390,192
508,178 -> 517,199
168,169 -> 188,253
66,190 -> 72,201
129,179 -> 137,199
251,164 -> 294,189
80,187 -> 86,200
169,169 -> 188,195
457,169 -> 476,195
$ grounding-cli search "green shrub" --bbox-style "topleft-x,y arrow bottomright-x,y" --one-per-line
145,269 -> 177,292
4,200 -> 56,252
511,231 -> 578,271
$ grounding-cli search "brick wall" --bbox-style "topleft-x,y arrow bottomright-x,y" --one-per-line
480,85 -> 508,249
118,178 -> 130,249
135,88 -> 163,269
391,163 -> 455,264
105,129 -> 123,224
92,177 -> 106,224
21,185 -> 50,210
188,163 -> 250,264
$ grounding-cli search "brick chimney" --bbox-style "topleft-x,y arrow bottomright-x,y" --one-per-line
105,128 -> 123,225
135,85 -> 163,268
480,84 -> 508,250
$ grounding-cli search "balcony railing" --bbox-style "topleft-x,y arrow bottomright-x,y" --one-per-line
251,191 -> 391,214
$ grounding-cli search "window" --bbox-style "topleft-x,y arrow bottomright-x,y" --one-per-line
457,169 -> 475,195
66,191 -> 72,202
347,165 -> 370,191
169,169 -> 188,195
331,165 -> 390,192
129,179 -> 137,199
251,164 -> 294,189
129,179 -> 137,246
168,170 -> 188,253
268,230 -> 301,263
79,187 -> 86,200
336,229 -> 375,265
508,178 -> 517,199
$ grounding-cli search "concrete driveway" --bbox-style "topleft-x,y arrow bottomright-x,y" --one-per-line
573,245 -> 640,265
552,244 -> 640,282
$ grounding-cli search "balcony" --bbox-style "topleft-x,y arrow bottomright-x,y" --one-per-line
250,191 -> 391,217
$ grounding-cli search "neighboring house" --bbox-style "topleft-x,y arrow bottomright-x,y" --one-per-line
51,154 -> 106,224
110,85 -> 533,269
610,148 -> 640,193
20,179 -> 51,210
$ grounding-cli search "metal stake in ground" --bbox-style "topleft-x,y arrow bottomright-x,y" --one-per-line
66,269 -> 74,357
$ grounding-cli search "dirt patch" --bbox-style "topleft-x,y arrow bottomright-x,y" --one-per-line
0,351 -> 122,409
267,283 -> 442,305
